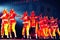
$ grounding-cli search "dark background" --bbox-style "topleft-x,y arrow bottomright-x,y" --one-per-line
0,0 -> 60,39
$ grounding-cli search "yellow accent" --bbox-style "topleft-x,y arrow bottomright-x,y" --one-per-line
52,29 -> 56,36
12,23 -> 16,32
26,20 -> 30,36
43,28 -> 49,37
35,22 -> 38,34
57,28 -> 60,36
4,24 -> 8,36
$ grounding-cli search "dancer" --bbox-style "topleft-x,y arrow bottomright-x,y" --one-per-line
0,9 -> 9,38
21,11 -> 30,38
43,16 -> 49,39
9,9 -> 17,38
50,17 -> 56,38
38,14 -> 44,38
29,11 -> 38,39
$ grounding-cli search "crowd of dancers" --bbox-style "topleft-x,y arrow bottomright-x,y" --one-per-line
0,9 -> 60,39
21,11 -> 60,39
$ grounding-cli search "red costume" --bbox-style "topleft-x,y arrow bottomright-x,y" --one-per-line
1,9 -> 9,38
9,9 -> 17,38
29,11 -> 38,38
49,17 -> 56,37
21,11 -> 30,38
38,15 -> 43,37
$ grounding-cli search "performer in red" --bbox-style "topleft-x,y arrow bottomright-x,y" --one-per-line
21,11 -> 30,38
29,11 -> 38,39
9,9 -> 17,38
43,16 -> 50,39
56,18 -> 60,37
53,18 -> 58,38
38,14 -> 44,38
0,9 -> 9,38
49,17 -> 56,38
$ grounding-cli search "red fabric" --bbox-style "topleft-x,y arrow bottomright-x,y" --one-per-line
39,20 -> 44,29
2,14 -> 9,19
10,13 -> 16,19
10,20 -> 16,24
